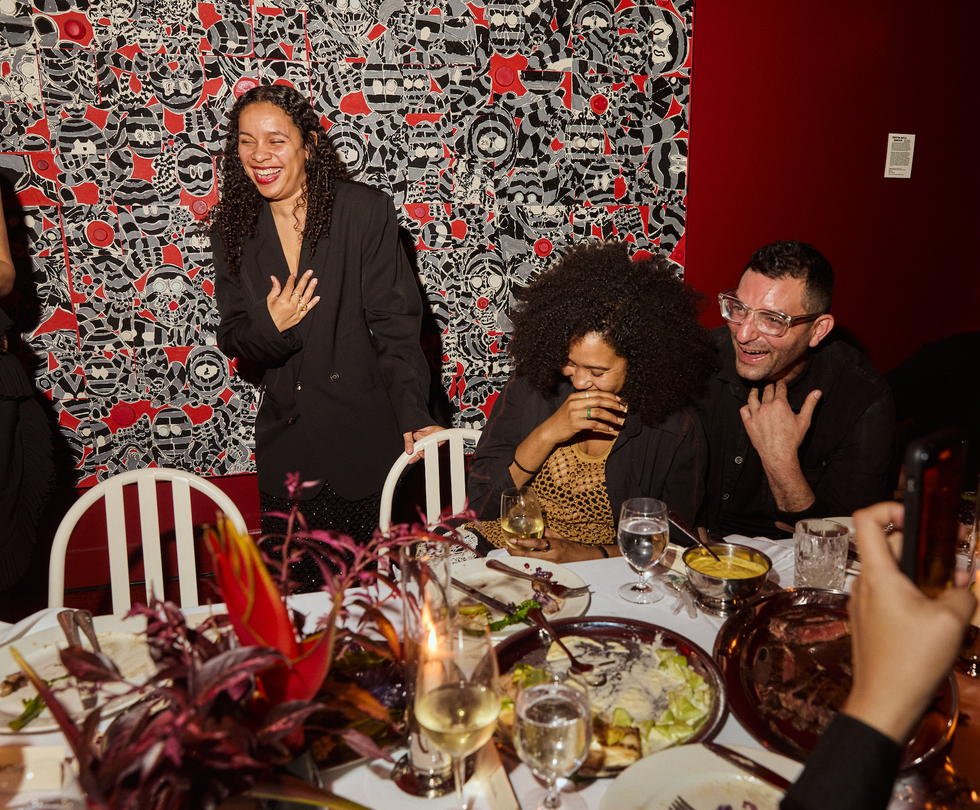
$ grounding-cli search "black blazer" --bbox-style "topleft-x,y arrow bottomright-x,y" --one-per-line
213,180 -> 432,501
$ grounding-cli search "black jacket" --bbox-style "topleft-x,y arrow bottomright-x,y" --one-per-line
697,327 -> 894,538
214,180 -> 432,501
467,374 -> 706,529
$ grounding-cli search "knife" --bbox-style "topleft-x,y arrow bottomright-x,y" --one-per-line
451,578 -> 516,615
702,742 -> 794,791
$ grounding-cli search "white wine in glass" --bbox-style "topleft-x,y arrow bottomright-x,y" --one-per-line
501,486 -> 545,547
616,497 -> 669,603
414,621 -> 501,810
513,673 -> 591,810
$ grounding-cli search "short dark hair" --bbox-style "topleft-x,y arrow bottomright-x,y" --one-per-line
507,241 -> 718,426
743,240 -> 834,314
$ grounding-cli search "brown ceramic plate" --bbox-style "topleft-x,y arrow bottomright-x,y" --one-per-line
494,616 -> 727,777
714,589 -> 958,772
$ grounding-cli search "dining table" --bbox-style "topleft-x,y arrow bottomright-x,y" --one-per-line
2,532 -> 977,810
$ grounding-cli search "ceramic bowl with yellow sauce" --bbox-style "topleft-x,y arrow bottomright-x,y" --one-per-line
682,544 -> 772,612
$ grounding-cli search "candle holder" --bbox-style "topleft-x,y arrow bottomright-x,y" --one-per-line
394,541 -> 456,797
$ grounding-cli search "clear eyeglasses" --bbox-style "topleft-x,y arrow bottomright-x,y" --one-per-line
718,289 -> 822,338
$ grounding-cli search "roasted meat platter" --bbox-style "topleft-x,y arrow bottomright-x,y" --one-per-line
714,589 -> 958,772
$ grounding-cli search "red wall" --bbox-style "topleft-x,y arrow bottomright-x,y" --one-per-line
686,0 -> 980,372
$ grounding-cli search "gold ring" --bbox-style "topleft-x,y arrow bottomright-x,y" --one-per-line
541,540 -> 551,552
586,406 -> 592,420
299,304 -> 307,311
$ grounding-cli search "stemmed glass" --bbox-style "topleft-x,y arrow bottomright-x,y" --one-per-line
413,618 -> 501,810
616,497 -> 669,603
500,486 -> 545,548
513,672 -> 592,810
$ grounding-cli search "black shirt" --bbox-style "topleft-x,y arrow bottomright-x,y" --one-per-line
697,327 -> 894,538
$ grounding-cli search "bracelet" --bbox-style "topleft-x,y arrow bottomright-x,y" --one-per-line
513,457 -> 541,476
597,545 -> 610,559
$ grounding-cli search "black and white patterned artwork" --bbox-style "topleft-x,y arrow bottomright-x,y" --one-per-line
0,0 -> 693,484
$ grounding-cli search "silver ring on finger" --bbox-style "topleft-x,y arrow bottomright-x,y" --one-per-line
291,292 -> 301,297
586,406 -> 592,420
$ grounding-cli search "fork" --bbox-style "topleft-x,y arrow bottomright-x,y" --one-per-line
485,559 -> 592,598
669,797 -> 696,810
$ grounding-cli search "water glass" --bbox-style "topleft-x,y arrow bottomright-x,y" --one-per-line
513,673 -> 591,810
794,518 -> 849,590
616,497 -> 669,603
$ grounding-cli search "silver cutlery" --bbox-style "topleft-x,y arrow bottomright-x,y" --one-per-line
702,741 -> 793,791
55,609 -> 99,711
669,796 -> 696,810
450,577 -> 516,615
484,559 -> 592,598
525,607 -> 606,687
667,510 -> 721,562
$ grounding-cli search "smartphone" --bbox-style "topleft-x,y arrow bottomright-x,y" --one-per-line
902,428 -> 968,596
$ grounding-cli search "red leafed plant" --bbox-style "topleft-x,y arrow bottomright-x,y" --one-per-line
14,474 -> 454,810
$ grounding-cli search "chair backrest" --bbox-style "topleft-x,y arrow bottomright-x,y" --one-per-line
48,467 -> 248,613
378,428 -> 482,532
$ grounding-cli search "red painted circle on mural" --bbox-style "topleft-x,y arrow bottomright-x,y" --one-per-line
64,19 -> 86,39
233,77 -> 259,98
534,239 -> 553,257
112,404 -> 136,426
477,297 -> 489,310
191,200 -> 209,215
590,95 -> 608,114
495,66 -> 516,87
36,160 -> 50,171
413,205 -> 428,218
86,221 -> 114,247
169,301 -> 179,311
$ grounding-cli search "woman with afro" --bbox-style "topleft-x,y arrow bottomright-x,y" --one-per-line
467,241 -> 718,563
210,85 -> 439,586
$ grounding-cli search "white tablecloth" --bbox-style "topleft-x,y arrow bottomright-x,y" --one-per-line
0,535 -> 834,810
323,536 -> 811,810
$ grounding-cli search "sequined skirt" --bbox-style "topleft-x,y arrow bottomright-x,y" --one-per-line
259,482 -> 382,593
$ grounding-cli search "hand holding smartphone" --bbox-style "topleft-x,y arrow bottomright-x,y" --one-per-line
901,428 -> 968,596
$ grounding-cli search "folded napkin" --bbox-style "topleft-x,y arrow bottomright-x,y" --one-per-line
0,609 -> 66,647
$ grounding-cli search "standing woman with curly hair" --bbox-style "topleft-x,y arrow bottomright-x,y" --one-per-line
467,241 -> 718,563
210,85 -> 439,585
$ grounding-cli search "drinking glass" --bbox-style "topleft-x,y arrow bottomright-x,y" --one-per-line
616,497 -> 669,603
794,519 -> 850,590
394,543 -> 454,797
500,486 -> 545,549
413,619 -> 501,810
513,672 -> 591,810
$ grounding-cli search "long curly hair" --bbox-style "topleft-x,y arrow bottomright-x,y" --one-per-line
208,85 -> 350,276
508,241 -> 719,426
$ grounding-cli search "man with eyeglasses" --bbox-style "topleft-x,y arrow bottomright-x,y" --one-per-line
696,240 -> 894,539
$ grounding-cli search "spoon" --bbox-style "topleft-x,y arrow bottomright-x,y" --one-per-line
525,607 -> 606,687
666,510 -> 722,562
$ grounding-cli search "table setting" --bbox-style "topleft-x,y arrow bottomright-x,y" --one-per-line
1,500 -> 977,810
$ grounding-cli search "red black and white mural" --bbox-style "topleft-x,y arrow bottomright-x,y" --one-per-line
0,0 -> 693,485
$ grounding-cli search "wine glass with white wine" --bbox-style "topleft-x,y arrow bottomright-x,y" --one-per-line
616,497 -> 669,603
513,672 -> 592,810
413,618 -> 501,810
500,486 -> 545,549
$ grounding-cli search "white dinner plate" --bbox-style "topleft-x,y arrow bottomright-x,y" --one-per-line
599,743 -> 803,810
0,613 -> 153,734
451,558 -> 590,636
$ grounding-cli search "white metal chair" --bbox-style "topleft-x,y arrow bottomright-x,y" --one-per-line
48,467 -> 249,613
378,428 -> 482,532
